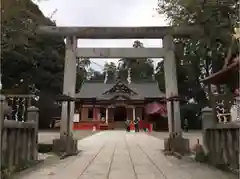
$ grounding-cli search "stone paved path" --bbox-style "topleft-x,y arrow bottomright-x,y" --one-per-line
18,131 -> 236,179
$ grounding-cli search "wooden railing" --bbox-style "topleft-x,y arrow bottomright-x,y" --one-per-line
202,93 -> 239,173
1,95 -> 39,172
2,120 -> 38,169
203,123 -> 239,171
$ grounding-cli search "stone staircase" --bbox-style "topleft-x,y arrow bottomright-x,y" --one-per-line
114,121 -> 126,129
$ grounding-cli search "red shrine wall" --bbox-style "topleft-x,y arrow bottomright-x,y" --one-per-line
79,106 -> 101,121
79,105 -> 143,121
73,104 -> 151,130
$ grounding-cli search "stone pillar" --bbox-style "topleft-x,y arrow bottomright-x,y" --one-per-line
27,106 -> 39,160
163,35 -> 181,134
163,35 -> 190,154
106,107 -> 109,124
60,36 -> 77,137
201,107 -> 214,130
54,36 -> 78,155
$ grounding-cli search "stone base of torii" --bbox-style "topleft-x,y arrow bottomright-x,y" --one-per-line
163,96 -> 190,155
52,95 -> 78,157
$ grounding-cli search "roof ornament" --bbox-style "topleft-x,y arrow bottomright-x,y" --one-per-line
104,70 -> 108,84
127,68 -> 131,84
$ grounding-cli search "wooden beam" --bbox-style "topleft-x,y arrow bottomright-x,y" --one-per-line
76,48 -> 165,58
37,26 -> 203,39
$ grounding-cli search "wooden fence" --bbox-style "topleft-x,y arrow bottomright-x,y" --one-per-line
203,123 -> 239,171
201,93 -> 239,172
1,95 -> 39,171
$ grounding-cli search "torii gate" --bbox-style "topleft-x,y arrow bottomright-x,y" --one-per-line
38,26 -> 203,154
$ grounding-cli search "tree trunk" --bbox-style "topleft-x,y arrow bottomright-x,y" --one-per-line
223,37 -> 234,68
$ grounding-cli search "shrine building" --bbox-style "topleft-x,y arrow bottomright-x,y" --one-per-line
73,78 -> 167,130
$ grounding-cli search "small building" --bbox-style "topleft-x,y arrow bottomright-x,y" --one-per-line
202,55 -> 239,85
73,79 -> 167,130
201,54 -> 239,123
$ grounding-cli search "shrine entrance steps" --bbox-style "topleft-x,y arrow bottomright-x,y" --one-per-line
114,121 -> 126,129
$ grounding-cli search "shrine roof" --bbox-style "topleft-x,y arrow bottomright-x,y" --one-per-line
75,80 -> 165,100
201,55 -> 239,84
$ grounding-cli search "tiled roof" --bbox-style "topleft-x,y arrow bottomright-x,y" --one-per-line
201,55 -> 239,84
76,80 -> 165,100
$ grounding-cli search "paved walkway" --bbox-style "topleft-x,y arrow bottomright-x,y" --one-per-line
18,131 -> 236,179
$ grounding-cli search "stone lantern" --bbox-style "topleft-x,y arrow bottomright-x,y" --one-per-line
201,107 -> 215,129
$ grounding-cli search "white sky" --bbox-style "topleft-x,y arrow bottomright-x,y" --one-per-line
35,0 -> 168,71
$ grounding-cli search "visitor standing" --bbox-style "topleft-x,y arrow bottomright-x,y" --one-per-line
134,117 -> 140,132
125,118 -> 130,132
